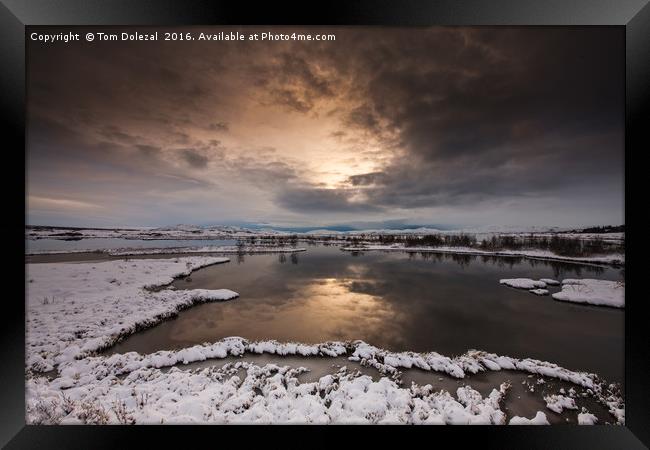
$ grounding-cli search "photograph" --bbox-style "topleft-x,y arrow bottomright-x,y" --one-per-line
22,24 -> 629,426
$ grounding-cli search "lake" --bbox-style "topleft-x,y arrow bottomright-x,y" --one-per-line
107,245 -> 624,384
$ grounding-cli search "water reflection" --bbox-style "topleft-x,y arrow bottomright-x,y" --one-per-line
389,250 -> 609,277
109,245 -> 623,383
345,249 -> 608,277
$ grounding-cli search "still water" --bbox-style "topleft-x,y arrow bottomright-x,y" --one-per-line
109,245 -> 624,383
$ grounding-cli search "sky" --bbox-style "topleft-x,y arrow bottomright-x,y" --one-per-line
26,27 -> 624,230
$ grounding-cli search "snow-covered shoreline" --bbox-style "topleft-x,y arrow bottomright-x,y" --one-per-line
498,278 -> 624,308
27,257 -> 238,372
108,246 -> 306,256
25,255 -> 624,425
26,336 -> 625,425
26,246 -> 306,257
552,279 -> 624,308
341,245 -> 624,266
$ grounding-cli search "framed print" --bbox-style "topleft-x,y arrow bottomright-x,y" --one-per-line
1,0 -> 648,448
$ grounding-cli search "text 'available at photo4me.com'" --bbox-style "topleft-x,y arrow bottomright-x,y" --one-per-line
30,30 -> 338,44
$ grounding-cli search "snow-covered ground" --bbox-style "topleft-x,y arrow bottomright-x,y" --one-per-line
28,359 -> 516,424
26,224 -> 624,242
544,394 -> 578,414
508,411 -> 550,425
26,257 -> 238,371
499,277 -> 624,307
341,245 -> 624,266
552,279 -> 625,308
578,408 -> 599,425
25,256 -> 625,425
25,246 -> 307,256
27,336 -> 625,425
26,224 -> 289,241
107,246 -> 306,256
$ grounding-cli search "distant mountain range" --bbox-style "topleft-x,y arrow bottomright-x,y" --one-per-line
27,223 -> 625,236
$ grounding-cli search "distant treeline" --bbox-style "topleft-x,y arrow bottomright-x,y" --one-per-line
240,235 -> 300,247
474,234 -> 622,256
375,234 -> 622,256
570,225 -> 624,234
243,232 -> 623,257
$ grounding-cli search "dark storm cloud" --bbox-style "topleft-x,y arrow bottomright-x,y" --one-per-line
344,105 -> 382,134
99,125 -> 138,144
226,155 -> 299,189
212,27 -> 621,216
135,144 -> 162,159
255,52 -> 336,113
348,172 -> 388,187
26,27 -> 623,227
276,187 -> 381,213
179,148 -> 210,169
293,28 -> 624,211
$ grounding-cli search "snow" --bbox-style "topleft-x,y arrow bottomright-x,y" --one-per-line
502,278 -> 625,304
552,279 -> 624,308
25,333 -> 625,425
500,278 -> 547,289
508,411 -> 550,425
540,278 -> 560,286
107,246 -> 306,256
26,361 -> 518,425
544,394 -> 578,414
26,224 -> 289,241
26,257 -> 238,371
529,289 -> 549,296
578,408 -> 598,425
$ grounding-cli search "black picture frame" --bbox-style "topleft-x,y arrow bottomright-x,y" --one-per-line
2,0 -> 648,448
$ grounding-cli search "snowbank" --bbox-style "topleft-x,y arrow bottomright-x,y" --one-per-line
529,289 -> 549,296
26,361 -> 516,425
552,279 -> 624,308
500,278 -> 547,289
544,394 -> 578,414
578,407 -> 598,425
26,257 -> 238,371
508,411 -> 550,425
